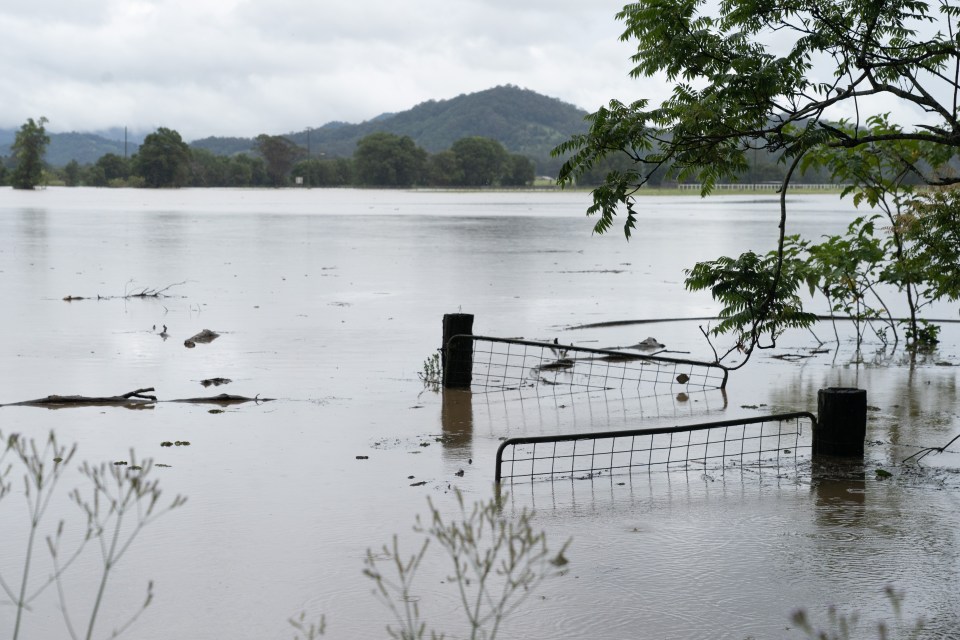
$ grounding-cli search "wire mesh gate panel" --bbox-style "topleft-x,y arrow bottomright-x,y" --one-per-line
448,335 -> 727,396
495,412 -> 815,483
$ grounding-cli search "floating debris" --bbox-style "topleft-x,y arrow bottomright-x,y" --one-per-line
169,393 -> 274,405
200,377 -> 232,387
0,387 -> 157,409
635,337 -> 665,350
537,358 -> 575,371
184,329 -> 220,348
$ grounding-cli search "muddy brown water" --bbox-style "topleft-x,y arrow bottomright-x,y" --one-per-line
0,187 -> 958,639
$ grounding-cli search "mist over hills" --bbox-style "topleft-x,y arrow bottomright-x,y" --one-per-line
1,86 -> 590,174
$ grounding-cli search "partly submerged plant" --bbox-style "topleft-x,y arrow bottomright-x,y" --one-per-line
792,586 -> 925,640
2,431 -> 78,640
363,491 -> 570,640
418,351 -> 442,389
0,430 -> 185,640
289,611 -> 327,639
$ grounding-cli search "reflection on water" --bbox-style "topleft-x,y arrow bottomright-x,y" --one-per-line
812,460 -> 867,527
471,387 -> 730,439
0,188 -> 958,640
440,388 -> 473,456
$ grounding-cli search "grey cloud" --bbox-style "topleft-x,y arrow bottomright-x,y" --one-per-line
0,0 -> 644,138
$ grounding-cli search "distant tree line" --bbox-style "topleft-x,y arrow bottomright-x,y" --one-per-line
1,118 -> 839,191
0,123 -> 538,189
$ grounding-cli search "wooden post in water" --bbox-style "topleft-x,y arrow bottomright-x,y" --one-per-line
814,387 -> 867,457
442,313 -> 474,389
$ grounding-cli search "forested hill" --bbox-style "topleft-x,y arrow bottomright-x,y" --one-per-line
0,86 -> 589,172
0,129 -> 143,167
193,85 -> 591,175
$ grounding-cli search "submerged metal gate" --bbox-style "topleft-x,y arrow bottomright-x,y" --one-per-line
447,335 -> 728,395
495,412 -> 815,484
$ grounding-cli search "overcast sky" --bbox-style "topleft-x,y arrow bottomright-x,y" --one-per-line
0,0 -> 656,140
3,1 -> 945,142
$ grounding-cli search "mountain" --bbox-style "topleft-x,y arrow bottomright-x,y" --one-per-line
193,85 -> 591,175
188,136 -> 258,157
2,86 -> 590,173
0,129 -> 144,166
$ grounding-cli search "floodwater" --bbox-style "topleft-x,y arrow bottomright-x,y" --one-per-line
0,187 -> 958,639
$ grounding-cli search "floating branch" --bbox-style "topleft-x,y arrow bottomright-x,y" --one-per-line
62,281 -> 188,302
166,393 -> 273,405
123,281 -> 188,298
0,388 -> 273,409
0,388 -> 158,409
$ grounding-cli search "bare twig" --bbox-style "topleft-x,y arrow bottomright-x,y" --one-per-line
62,282 -> 187,302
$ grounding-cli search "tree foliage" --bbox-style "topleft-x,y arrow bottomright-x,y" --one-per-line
54,133 -> 537,190
11,117 -> 50,190
799,116 -> 950,348
290,157 -> 353,187
685,248 -> 818,360
133,128 -> 191,188
63,160 -> 81,187
96,153 -> 130,183
451,137 -> 509,186
354,133 -> 427,187
905,189 -> 960,303
427,150 -> 463,186
557,0 -> 960,236
255,134 -> 305,187
502,154 -> 536,187
556,0 -> 960,362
